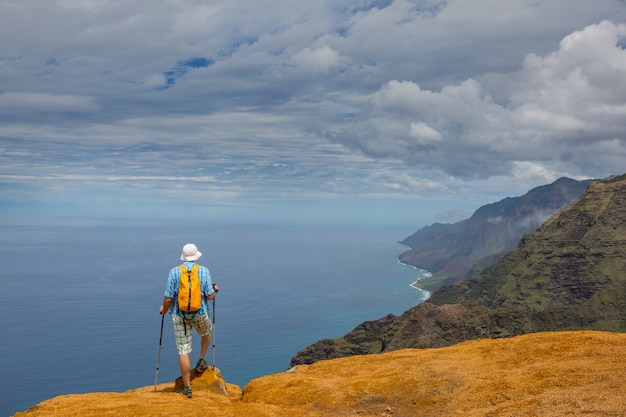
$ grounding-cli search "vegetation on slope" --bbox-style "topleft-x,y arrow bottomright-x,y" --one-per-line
399,177 -> 592,291
291,176 -> 626,366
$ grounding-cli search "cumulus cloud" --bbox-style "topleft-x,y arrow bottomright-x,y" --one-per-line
410,122 -> 442,146
290,45 -> 342,73
1,0 -> 626,221
329,20 -> 626,179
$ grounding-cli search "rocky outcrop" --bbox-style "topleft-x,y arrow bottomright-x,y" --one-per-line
292,175 -> 626,366
13,331 -> 626,417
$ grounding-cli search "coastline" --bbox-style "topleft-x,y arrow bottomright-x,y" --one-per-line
398,260 -> 432,301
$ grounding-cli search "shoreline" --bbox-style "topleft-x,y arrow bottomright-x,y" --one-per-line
398,260 -> 432,301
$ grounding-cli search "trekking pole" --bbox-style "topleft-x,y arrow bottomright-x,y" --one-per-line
154,313 -> 165,391
211,296 -> 216,369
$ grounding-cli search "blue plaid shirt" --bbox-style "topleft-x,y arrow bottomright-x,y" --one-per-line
164,261 -> 214,315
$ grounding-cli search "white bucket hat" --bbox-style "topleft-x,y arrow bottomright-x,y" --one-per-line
180,243 -> 202,261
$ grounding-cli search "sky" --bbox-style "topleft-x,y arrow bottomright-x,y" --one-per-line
1,0 -> 626,227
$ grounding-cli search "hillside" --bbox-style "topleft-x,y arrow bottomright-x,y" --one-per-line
400,177 -> 592,291
13,331 -> 626,417
291,175 -> 626,365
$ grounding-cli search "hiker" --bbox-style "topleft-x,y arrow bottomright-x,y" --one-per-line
159,243 -> 218,398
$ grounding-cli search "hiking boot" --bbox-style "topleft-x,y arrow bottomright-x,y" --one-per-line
195,358 -> 209,373
177,385 -> 192,398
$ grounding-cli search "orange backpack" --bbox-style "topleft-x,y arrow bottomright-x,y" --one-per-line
178,264 -> 202,312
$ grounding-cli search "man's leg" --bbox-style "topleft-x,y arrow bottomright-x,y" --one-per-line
199,333 -> 211,360
193,313 -> 213,372
173,314 -> 193,392
179,353 -> 191,386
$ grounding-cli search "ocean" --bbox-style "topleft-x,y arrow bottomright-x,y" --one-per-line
0,222 -> 430,416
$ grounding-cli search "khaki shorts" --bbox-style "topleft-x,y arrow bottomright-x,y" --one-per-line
172,312 -> 212,355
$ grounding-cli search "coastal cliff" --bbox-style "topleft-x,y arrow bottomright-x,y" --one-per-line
13,331 -> 626,416
291,175 -> 626,365
400,177 -> 592,291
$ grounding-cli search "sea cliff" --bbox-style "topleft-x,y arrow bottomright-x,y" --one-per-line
291,176 -> 626,365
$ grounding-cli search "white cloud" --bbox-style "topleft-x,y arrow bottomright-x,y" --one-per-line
331,20 -> 626,179
1,1 -> 626,223
0,92 -> 99,113
290,45 -> 342,73
410,122 -> 442,145
364,170 -> 448,194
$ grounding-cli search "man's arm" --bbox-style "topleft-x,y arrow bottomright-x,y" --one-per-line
205,283 -> 219,301
160,296 -> 173,314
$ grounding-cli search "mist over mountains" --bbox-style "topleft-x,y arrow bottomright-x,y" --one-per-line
291,174 -> 626,366
399,177 -> 594,291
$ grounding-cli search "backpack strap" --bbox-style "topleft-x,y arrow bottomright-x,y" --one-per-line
179,264 -> 190,335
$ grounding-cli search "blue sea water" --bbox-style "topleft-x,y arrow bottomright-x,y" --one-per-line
0,222 -> 429,416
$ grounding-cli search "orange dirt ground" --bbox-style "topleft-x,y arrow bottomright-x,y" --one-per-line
13,331 -> 625,417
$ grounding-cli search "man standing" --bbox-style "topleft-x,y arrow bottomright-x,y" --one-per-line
160,243 -> 218,398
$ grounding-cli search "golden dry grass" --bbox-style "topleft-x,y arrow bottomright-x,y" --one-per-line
13,331 -> 625,417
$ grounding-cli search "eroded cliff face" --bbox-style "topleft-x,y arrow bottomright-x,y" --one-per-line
14,331 -> 626,417
292,177 -> 626,365
399,177 -> 593,289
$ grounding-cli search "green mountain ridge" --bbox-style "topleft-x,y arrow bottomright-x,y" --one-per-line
400,177 -> 593,291
291,175 -> 626,366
